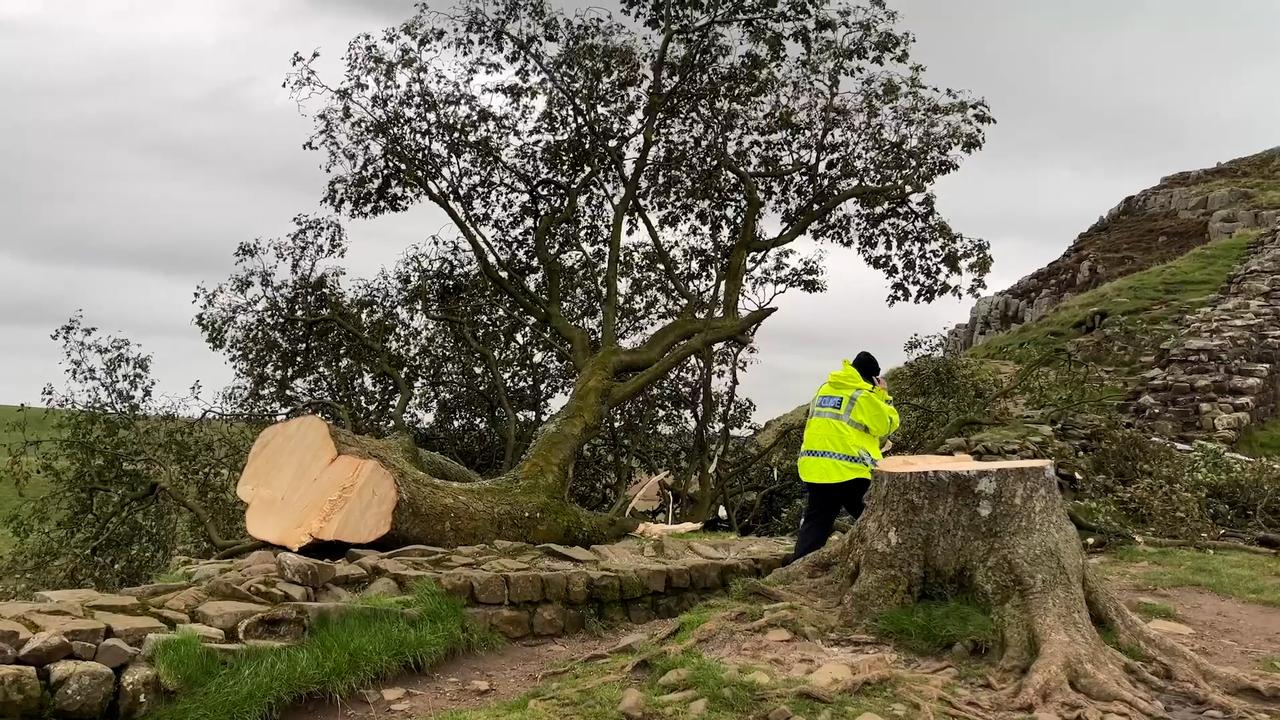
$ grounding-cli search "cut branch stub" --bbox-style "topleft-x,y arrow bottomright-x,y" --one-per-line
238,416 -> 397,550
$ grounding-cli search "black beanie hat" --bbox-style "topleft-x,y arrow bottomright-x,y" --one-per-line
852,351 -> 880,384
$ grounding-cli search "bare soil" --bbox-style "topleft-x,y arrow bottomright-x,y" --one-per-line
1120,586 -> 1280,671
279,625 -> 641,720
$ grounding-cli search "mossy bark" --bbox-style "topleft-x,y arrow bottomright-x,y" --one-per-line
777,461 -> 1280,718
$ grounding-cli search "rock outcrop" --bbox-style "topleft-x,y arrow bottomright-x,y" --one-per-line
947,148 -> 1280,352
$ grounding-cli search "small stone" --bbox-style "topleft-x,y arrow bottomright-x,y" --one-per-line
1147,619 -> 1195,635
83,595 -> 144,614
657,689 -> 700,703
0,642 -> 14,664
139,633 -> 179,660
480,558 -> 531,573
0,665 -> 42,716
807,662 -> 852,689
19,631 -> 73,665
241,563 -> 279,578
357,689 -> 380,704
26,614 -> 106,645
34,589 -> 101,605
608,633 -> 649,654
767,706 -> 794,720
93,638 -> 139,669
618,687 -> 646,719
467,679 -> 492,693
71,641 -> 96,660
854,714 -> 887,720
48,660 -> 115,718
381,687 -> 408,702
389,702 -> 412,711
276,553 -> 338,588
539,543 -> 599,563
315,585 -> 354,603
120,582 -> 189,599
194,601 -> 271,633
658,668 -> 691,687
117,663 -> 159,719
764,628 -> 793,642
163,587 -> 210,614
688,697 -> 709,717
150,609 -> 190,627
381,545 -> 446,559
1201,711 -> 1226,719
0,620 -> 31,649
94,612 -> 168,646
331,563 -> 369,586
745,670 -> 771,685
273,582 -> 311,603
176,623 -> 226,643
239,549 -> 276,566
362,577 -> 402,598
237,607 -> 309,644
531,604 -> 566,636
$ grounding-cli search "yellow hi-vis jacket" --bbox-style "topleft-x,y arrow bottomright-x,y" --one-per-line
797,361 -> 900,483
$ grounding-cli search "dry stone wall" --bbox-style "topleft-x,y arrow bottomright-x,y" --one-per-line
1129,229 -> 1280,443
0,536 -> 790,718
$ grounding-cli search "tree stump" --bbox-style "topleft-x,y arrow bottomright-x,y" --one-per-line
777,455 -> 1280,718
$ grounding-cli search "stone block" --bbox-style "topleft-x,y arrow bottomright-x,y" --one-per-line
0,665 -> 41,717
437,571 -> 474,601
117,663 -> 159,719
635,567 -> 667,594
626,600 -> 655,625
565,571 -> 592,604
667,566 -> 691,589
599,603 -> 627,624
194,601 -> 271,633
471,573 -> 507,605
276,553 -> 338,588
18,631 -> 72,666
532,604 -> 567,636
490,609 -> 530,639
616,571 -> 646,600
538,544 -> 599,564
48,660 -> 115,719
687,562 -> 722,590
541,572 -> 568,603
505,572 -> 544,603
588,572 -> 621,602
0,621 -> 31,649
463,608 -> 491,632
27,614 -> 106,645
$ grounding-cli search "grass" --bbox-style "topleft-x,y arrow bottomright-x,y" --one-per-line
872,597 -> 996,655
1109,546 -> 1280,607
149,582 -> 492,720
1238,418 -> 1280,459
971,229 -> 1260,363
435,645 -> 905,720
0,404 -> 62,450
1133,600 -> 1179,620
1263,657 -> 1280,674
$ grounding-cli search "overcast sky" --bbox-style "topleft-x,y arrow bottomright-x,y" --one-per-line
1,0 -> 1277,420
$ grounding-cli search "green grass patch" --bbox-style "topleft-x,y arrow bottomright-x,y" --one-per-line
1134,600 -> 1179,620
1099,626 -> 1150,662
149,582 -> 492,720
1262,657 -> 1280,674
971,229 -> 1260,362
872,597 -> 996,655
1109,546 -> 1280,607
1238,418 -> 1280,459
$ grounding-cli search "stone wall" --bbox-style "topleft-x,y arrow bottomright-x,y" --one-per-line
0,536 -> 790,718
1129,229 -> 1280,443
946,148 -> 1280,353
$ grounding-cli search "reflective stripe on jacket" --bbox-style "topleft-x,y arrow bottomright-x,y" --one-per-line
797,360 -> 900,483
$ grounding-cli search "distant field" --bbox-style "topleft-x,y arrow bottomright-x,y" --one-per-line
0,404 -> 60,551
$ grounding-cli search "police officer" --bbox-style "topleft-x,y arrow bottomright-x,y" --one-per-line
789,351 -> 899,562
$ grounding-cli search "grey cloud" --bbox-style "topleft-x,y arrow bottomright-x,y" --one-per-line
2,0 -> 1279,424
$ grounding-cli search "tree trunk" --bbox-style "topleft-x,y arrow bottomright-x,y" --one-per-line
237,415 -> 633,551
775,455 -> 1280,718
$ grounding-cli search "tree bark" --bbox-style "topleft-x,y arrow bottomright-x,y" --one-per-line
774,455 -> 1280,718
237,415 -> 634,551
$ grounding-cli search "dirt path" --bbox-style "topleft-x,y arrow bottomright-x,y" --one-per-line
280,624 -> 645,720
1120,585 -> 1280,671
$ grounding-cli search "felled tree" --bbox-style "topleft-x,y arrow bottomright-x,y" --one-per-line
261,0 -> 992,546
774,456 -> 1280,718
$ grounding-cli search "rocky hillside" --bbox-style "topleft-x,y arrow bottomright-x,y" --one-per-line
947,148 -> 1280,351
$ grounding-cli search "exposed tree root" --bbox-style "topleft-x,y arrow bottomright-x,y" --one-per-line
772,459 -> 1280,719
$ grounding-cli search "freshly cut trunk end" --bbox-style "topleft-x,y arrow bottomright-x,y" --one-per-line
238,416 -> 398,551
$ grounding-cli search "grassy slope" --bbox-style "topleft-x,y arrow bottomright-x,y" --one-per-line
971,229 -> 1260,366
0,405 -> 58,551
1238,418 -> 1280,458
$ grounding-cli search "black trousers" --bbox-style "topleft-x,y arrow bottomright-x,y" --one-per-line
790,478 -> 872,562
